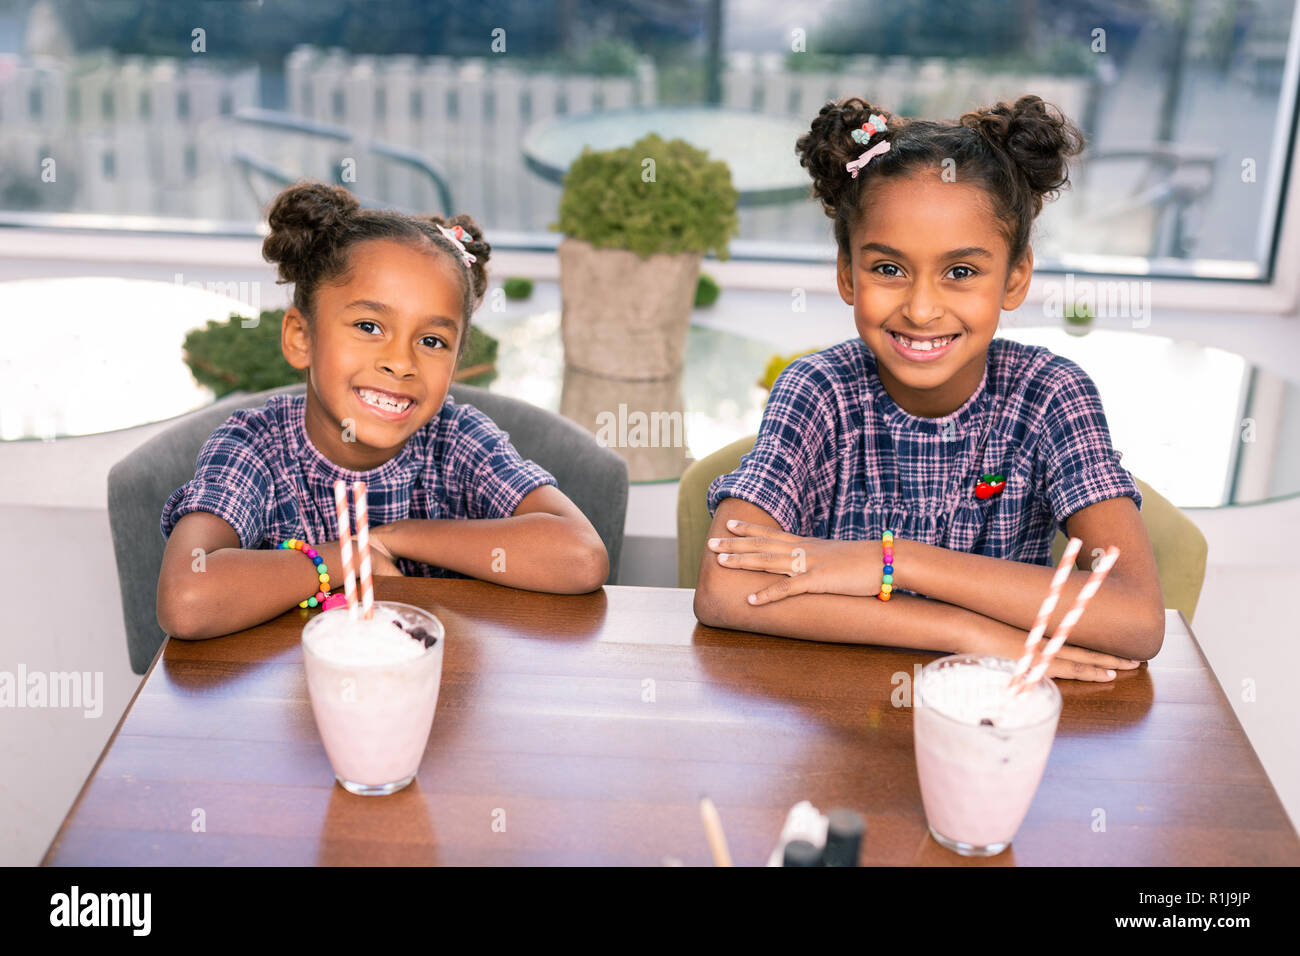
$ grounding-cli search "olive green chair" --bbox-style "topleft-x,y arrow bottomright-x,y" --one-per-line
676,435 -> 1207,622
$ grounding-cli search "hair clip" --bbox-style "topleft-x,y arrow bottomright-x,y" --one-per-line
850,113 -> 889,145
436,223 -> 476,269
846,141 -> 890,178
846,113 -> 891,178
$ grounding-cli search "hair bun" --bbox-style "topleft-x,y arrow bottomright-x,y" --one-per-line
796,96 -> 893,219
262,181 -> 361,284
959,95 -> 1085,202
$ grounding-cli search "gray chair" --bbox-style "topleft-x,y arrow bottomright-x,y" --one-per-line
109,382 -> 628,673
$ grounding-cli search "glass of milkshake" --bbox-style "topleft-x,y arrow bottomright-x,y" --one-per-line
302,601 -> 445,796
912,654 -> 1062,856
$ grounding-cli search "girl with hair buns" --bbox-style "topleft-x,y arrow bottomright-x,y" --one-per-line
158,180 -> 608,640
696,96 -> 1165,678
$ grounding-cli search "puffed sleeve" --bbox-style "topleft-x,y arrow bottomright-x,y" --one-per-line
160,411 -> 273,549
706,357 -> 839,536
442,402 -> 557,519
1039,358 -> 1143,529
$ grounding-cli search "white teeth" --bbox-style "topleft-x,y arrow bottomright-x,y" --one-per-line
892,332 -> 954,352
358,388 -> 411,411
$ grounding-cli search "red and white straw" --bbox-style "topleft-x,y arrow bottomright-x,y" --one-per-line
333,480 -> 358,621
353,480 -> 374,621
1007,537 -> 1083,692
1015,546 -> 1122,694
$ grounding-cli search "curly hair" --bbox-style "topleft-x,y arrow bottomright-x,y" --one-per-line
795,94 -> 1085,266
261,180 -> 491,350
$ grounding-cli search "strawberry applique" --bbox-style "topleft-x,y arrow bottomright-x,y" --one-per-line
975,473 -> 1006,499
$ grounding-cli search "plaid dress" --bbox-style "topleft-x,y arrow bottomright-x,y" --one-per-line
161,393 -> 556,578
707,337 -> 1141,570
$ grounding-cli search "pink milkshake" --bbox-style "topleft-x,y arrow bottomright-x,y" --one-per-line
913,654 -> 1062,856
302,602 -> 445,796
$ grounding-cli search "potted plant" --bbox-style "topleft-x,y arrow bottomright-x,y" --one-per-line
552,133 -> 738,381
1064,302 -> 1094,337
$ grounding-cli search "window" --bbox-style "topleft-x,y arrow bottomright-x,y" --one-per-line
0,0 -> 1295,283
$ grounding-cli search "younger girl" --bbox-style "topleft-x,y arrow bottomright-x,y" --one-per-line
695,95 -> 1165,681
158,181 -> 608,640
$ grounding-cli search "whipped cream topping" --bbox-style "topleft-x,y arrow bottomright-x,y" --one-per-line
918,662 -> 1058,729
304,605 -> 427,666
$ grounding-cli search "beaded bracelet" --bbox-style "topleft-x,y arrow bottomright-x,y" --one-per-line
279,538 -> 332,609
878,529 -> 895,602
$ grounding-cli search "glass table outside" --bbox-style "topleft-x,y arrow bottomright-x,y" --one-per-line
0,277 -> 249,441
476,309 -> 1300,508
522,106 -> 812,206
474,309 -> 772,483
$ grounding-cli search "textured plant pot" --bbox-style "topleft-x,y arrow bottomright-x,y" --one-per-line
558,237 -> 703,381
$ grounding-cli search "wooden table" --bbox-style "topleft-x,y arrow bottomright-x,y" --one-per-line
43,580 -> 1300,866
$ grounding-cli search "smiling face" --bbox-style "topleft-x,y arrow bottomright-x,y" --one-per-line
282,238 -> 467,470
836,167 -> 1034,418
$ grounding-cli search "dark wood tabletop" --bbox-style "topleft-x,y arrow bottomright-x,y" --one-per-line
43,579 -> 1300,866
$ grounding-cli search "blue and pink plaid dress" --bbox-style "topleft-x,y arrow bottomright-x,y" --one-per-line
707,336 -> 1141,568
161,392 -> 556,578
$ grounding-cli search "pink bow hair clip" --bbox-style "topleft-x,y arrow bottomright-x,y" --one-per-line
846,112 -> 890,178
436,223 -> 476,269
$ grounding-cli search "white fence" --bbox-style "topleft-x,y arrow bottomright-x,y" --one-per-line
280,45 -> 658,233
0,52 -> 258,223
0,46 -> 1092,243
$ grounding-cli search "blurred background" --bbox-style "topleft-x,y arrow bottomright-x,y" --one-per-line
0,0 -> 1294,272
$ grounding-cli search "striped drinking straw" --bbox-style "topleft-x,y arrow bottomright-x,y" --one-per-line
332,480 -> 358,621
1015,546 -> 1122,694
1007,537 -> 1083,693
353,480 -> 374,621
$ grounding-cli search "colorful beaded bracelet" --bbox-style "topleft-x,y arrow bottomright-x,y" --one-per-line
279,538 -> 332,609
878,529 -> 895,602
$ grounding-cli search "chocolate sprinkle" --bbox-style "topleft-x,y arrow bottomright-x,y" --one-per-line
401,624 -> 439,648
979,718 -> 994,726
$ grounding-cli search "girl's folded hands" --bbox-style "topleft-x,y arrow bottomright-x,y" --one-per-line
707,518 -> 881,605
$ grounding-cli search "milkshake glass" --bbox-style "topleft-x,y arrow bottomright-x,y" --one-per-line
302,601 -> 444,796
913,654 -> 1062,856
